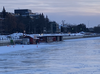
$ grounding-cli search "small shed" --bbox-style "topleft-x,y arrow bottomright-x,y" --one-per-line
22,36 -> 39,44
23,36 -> 34,44
22,38 -> 30,45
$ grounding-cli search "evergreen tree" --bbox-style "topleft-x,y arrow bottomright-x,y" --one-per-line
2,7 -> 7,18
3,13 -> 17,34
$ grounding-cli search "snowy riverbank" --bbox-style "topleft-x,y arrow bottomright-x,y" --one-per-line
1,37 -> 100,54
0,32 -> 99,45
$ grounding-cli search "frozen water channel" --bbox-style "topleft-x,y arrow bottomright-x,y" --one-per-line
0,37 -> 100,74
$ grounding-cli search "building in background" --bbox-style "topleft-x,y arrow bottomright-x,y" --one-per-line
48,21 -> 60,33
14,9 -> 32,16
14,9 -> 40,19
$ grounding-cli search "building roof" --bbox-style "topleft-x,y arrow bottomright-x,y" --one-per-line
14,9 -> 31,11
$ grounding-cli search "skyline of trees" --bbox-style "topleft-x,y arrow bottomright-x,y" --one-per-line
0,7 -> 55,34
0,7 -> 100,34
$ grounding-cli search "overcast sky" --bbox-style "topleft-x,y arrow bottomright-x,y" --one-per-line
1,0 -> 100,27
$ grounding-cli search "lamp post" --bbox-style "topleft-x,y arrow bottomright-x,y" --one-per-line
23,30 -> 26,37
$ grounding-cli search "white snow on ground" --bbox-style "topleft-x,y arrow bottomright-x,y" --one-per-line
0,33 -> 84,40
10,33 -> 23,39
0,35 -> 100,74
0,35 -> 8,40
0,32 -> 99,54
0,44 -> 56,54
0,33 -> 23,40
0,37 -> 100,54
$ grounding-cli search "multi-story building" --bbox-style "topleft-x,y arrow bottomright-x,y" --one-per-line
48,22 -> 60,33
14,9 -> 39,19
14,9 -> 32,16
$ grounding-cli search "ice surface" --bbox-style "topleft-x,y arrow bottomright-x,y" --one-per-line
0,37 -> 100,74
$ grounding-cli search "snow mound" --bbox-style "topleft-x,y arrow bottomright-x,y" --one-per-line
10,33 -> 23,39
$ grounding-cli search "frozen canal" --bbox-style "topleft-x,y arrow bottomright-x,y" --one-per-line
0,37 -> 100,74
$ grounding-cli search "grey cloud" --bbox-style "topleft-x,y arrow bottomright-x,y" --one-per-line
0,0 -> 100,27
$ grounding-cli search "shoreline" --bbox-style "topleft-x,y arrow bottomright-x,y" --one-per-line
0,36 -> 100,54
0,35 -> 100,46
63,35 -> 100,40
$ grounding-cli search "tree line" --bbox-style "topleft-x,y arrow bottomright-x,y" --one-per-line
61,23 -> 87,33
0,7 -> 52,34
1,7 -> 100,34
61,22 -> 100,33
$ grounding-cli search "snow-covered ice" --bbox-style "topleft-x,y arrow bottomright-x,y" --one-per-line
0,37 -> 100,74
0,43 -> 56,54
